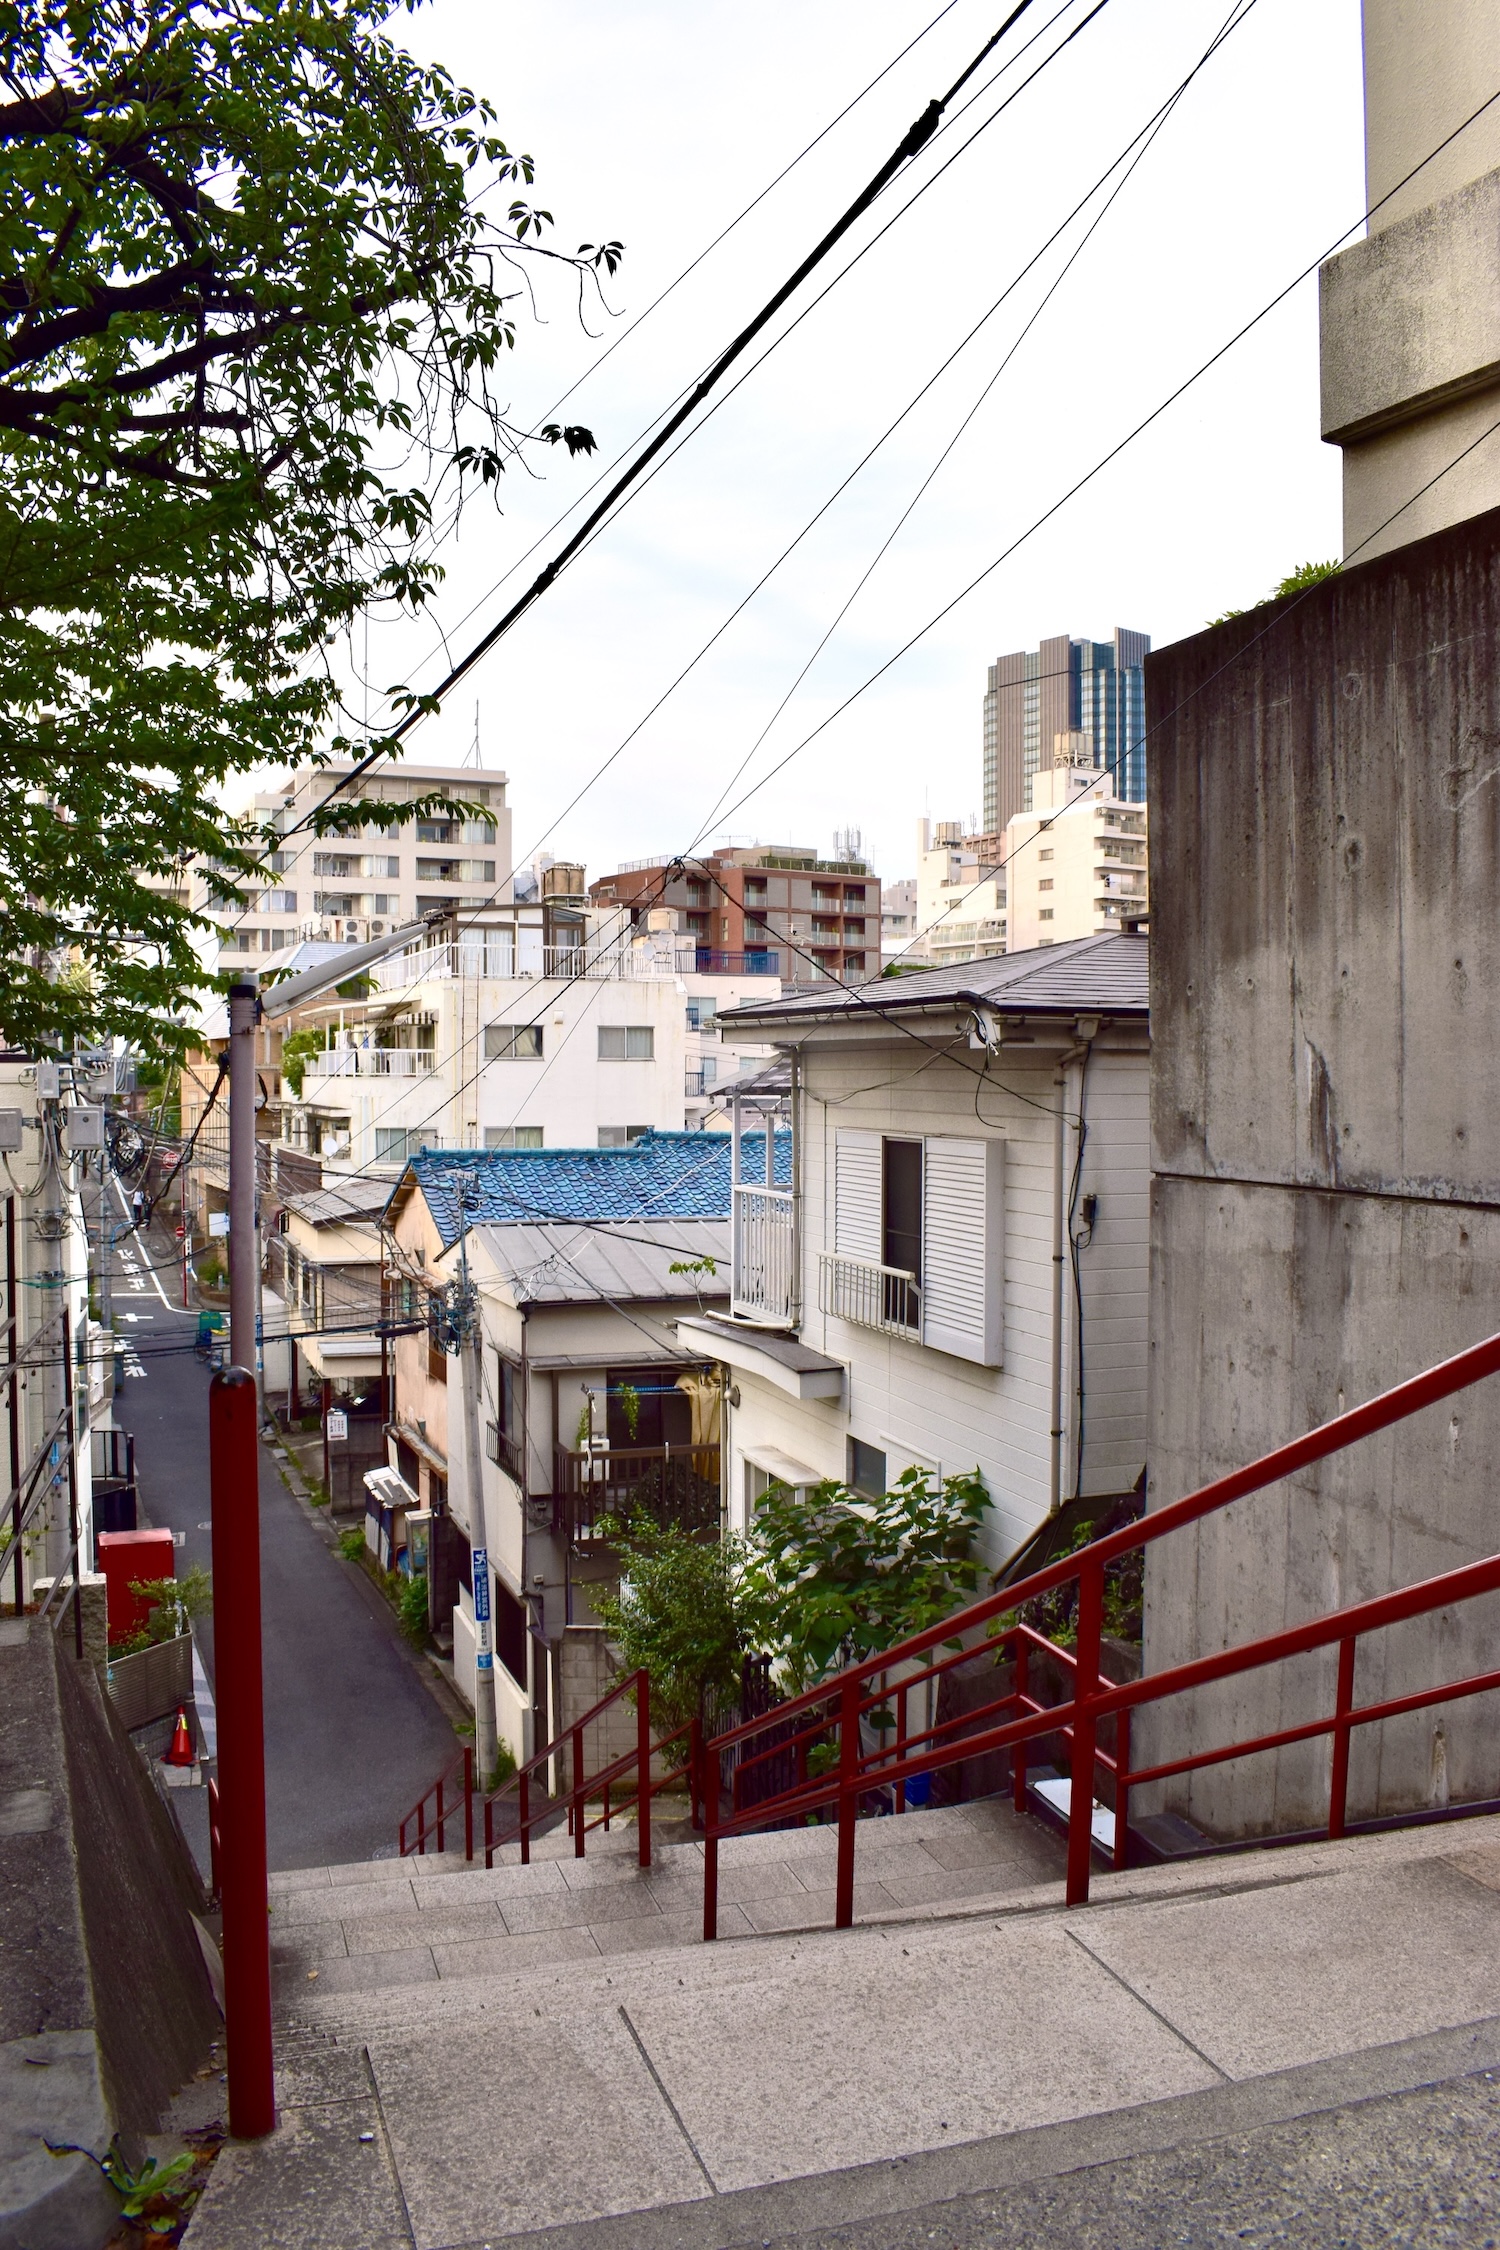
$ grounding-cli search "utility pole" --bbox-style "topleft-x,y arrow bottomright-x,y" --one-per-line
227,980 -> 259,1379
35,1073 -> 68,1580
454,1183 -> 497,1790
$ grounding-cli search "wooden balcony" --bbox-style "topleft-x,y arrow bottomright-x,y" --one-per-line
550,1443 -> 720,1544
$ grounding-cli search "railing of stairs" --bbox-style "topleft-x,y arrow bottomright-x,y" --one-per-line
693,1329 -> 1500,1939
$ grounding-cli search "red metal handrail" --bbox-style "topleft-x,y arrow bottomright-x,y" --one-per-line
398,1745 -> 473,1861
697,1327 -> 1500,1937
479,1667 -> 701,1871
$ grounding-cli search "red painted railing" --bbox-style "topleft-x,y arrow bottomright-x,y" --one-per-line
695,1329 -> 1500,1938
398,1745 -> 473,1861
480,1669 -> 700,1871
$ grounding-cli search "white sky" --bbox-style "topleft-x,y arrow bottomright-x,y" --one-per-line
335,0 -> 1364,884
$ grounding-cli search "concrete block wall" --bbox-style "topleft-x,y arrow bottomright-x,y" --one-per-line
1142,501 -> 1500,1836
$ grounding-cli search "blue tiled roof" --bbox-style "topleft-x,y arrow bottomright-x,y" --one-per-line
398,1128 -> 791,1247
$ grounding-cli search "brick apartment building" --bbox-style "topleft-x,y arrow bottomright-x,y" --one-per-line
590,842 -> 882,986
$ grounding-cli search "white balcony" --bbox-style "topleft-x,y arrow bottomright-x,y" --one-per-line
371,936 -> 692,992
731,1184 -> 795,1325
817,1253 -> 920,1338
304,1046 -> 432,1079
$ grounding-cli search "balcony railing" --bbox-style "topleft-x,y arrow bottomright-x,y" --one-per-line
732,1183 -> 795,1324
372,938 -> 693,992
305,1046 -> 431,1078
695,948 -> 781,977
817,1252 -> 920,1337
551,1444 -> 720,1543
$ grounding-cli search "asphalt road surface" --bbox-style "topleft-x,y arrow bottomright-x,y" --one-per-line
106,1195 -> 455,1872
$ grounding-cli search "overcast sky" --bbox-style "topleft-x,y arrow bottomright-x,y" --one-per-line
334,0 -> 1364,883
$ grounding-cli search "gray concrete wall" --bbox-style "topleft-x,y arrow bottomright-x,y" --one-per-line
1142,502 -> 1500,1837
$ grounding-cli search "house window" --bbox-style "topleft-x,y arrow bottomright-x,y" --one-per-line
1038,879 -> 1054,892
844,953 -> 866,974
484,1125 -> 543,1148
848,1438 -> 887,1497
598,1125 -> 649,1147
685,998 -> 717,1031
830,1130 -> 1004,1366
485,1023 -> 543,1059
1039,848 -> 1053,861
598,1025 -> 653,1060
266,890 -> 297,913
1039,908 -> 1055,920
376,1128 -> 417,1163
428,1338 -> 448,1384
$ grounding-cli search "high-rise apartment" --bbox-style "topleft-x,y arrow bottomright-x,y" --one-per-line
1004,741 -> 1148,951
983,627 -> 1149,830
205,758 -> 511,964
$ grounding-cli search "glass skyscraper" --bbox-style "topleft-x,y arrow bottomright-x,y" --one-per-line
983,627 -> 1150,830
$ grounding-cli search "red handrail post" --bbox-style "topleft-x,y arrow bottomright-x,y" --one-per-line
1328,1635 -> 1357,1839
436,1769 -> 446,1855
207,1775 -> 221,1900
463,1746 -> 474,1862
572,1725 -> 586,1858
696,1717 -> 718,1941
1012,1635 -> 1029,1813
209,1368 -> 275,2140
637,1670 -> 652,1870
1066,1557 -> 1103,1908
1113,1706 -> 1130,1872
895,1679 -> 907,1815
519,1765 -> 531,1865
835,1673 -> 859,1929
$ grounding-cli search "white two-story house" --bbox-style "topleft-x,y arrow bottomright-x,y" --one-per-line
682,934 -> 1150,1572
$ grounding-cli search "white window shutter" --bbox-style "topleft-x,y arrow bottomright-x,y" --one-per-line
834,1132 -> 882,1262
922,1136 -> 1004,1366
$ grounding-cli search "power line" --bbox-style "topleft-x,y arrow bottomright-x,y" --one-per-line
252,0 -> 1104,873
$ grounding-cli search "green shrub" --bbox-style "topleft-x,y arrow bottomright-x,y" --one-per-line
398,1571 -> 429,1646
338,1528 -> 365,1562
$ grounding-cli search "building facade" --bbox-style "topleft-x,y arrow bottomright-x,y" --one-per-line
695,937 -> 1150,1577
590,841 -> 883,988
915,821 -> 1006,969
204,757 -> 512,967
1004,754 -> 1149,952
983,628 -> 1150,831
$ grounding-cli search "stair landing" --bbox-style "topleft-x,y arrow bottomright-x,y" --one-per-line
268,1796 -> 1066,2006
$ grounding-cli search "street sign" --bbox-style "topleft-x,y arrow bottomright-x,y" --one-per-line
326,1410 -> 348,1441
209,1211 -> 230,1238
471,1545 -> 493,1673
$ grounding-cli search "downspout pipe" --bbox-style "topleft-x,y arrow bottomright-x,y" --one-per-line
1050,1039 -> 1092,1516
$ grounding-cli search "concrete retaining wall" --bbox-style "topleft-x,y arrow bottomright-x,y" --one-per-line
1143,501 -> 1500,1836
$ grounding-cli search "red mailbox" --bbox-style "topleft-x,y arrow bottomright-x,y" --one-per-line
98,1528 -> 175,1642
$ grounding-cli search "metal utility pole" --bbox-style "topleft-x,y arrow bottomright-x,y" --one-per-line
454,1185 -> 497,1790
227,980 -> 259,1380
35,1077 -> 68,1580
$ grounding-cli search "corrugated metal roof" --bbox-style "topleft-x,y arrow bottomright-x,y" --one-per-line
471,1218 -> 730,1306
401,1128 -> 789,1247
282,1179 -> 393,1227
718,933 -> 1149,1029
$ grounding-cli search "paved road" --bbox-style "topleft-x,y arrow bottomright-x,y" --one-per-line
106,1199 -> 455,1872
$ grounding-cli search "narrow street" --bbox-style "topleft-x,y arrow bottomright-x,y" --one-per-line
107,1194 -> 456,1872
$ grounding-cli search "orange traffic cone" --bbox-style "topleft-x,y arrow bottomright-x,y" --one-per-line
163,1705 -> 196,1768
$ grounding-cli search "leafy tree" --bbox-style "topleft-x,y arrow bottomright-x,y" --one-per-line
278,1024 -> 327,1098
1,0 -> 617,1052
744,1468 -> 993,1691
592,1517 -> 769,1734
113,1561 -> 212,1653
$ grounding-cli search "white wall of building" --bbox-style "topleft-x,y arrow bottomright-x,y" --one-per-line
916,820 -> 1006,967
712,1034 -> 1149,1576
1004,768 -> 1148,953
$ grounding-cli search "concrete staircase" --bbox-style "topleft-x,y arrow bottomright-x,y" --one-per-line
183,1807 -> 1500,2250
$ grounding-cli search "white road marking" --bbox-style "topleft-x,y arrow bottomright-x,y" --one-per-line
112,1175 -> 186,1311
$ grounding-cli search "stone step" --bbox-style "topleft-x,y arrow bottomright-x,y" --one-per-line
268,1798 -> 1068,2014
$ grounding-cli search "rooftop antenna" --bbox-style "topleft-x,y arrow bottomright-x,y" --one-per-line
464,702 -> 482,769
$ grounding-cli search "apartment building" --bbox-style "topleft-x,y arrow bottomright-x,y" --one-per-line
915,820 -> 1006,969
590,839 -> 883,988
278,904 -> 779,1169
1004,745 -> 1149,952
203,757 -> 511,966
879,877 -> 920,967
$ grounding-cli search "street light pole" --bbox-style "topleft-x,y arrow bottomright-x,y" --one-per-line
227,979 -> 258,1377
455,1185 -> 498,1791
